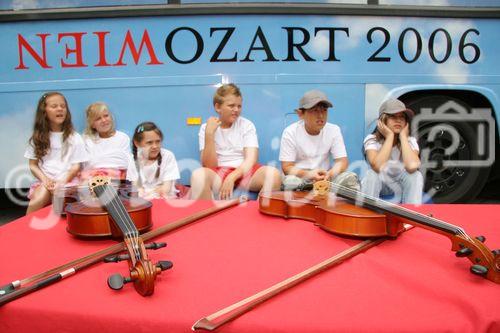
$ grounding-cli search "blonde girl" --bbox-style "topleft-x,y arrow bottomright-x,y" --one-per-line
82,102 -> 132,180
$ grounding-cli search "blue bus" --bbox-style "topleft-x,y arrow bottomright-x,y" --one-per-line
1,0 -> 499,204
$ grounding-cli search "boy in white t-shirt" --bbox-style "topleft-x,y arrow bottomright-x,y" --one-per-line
190,84 -> 281,200
361,99 -> 423,204
279,90 -> 359,191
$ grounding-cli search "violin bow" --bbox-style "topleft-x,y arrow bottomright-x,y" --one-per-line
0,197 -> 247,306
192,224 -> 413,331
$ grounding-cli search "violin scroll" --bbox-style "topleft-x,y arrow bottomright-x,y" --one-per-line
107,260 -> 173,293
90,176 -> 173,296
105,237 -> 173,296
451,235 -> 500,283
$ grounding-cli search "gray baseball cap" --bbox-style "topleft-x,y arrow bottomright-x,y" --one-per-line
298,90 -> 333,110
379,98 -> 414,119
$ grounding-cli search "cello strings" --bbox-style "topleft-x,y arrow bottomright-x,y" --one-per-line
98,184 -> 131,235
334,181 -> 465,236
99,184 -> 142,262
105,185 -> 142,261
106,185 -> 139,238
107,186 -> 142,262
326,181 -> 470,240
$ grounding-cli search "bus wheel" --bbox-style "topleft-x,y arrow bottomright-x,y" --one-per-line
406,95 -> 492,203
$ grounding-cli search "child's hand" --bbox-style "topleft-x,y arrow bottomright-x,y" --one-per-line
206,117 -> 221,135
154,187 -> 174,200
154,187 -> 164,197
54,180 -> 66,191
42,177 -> 56,192
219,177 -> 235,200
139,188 -> 159,200
377,119 -> 394,138
307,169 -> 327,181
400,123 -> 410,139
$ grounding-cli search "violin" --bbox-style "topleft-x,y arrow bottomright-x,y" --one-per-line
0,197 -> 244,306
64,181 -> 152,238
259,190 -> 404,238
259,180 -> 500,284
85,176 -> 171,296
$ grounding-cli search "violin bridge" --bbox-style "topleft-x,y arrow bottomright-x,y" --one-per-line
313,180 -> 330,198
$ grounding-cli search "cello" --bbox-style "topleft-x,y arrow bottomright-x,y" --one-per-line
84,176 -> 171,296
0,197 -> 245,306
259,180 -> 500,284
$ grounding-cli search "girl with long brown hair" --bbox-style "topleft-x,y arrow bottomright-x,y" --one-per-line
24,92 -> 88,214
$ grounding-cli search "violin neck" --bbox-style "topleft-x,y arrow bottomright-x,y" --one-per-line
333,185 -> 461,237
93,184 -> 139,238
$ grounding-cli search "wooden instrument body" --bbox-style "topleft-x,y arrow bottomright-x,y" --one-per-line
259,191 -> 405,238
65,197 -> 152,238
54,180 -> 136,214
64,183 -> 152,239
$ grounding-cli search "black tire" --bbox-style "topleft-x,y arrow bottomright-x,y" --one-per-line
405,95 -> 492,203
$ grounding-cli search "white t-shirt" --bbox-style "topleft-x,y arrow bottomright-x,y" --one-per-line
279,120 -> 347,170
198,116 -> 259,168
24,132 -> 88,181
83,131 -> 132,169
127,148 -> 180,196
363,134 -> 420,176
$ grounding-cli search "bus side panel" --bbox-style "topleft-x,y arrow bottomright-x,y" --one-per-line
1,14 -> 499,190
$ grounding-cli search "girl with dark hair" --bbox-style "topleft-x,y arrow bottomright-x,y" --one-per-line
24,92 -> 88,214
361,98 -> 423,204
127,122 -> 180,199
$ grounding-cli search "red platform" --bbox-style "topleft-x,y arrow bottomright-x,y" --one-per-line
0,200 -> 499,332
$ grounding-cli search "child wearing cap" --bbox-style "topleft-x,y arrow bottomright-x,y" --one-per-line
279,90 -> 359,191
190,83 -> 281,200
361,98 -> 423,204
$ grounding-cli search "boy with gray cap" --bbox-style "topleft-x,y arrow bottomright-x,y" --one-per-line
279,90 -> 359,191
361,98 -> 423,204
